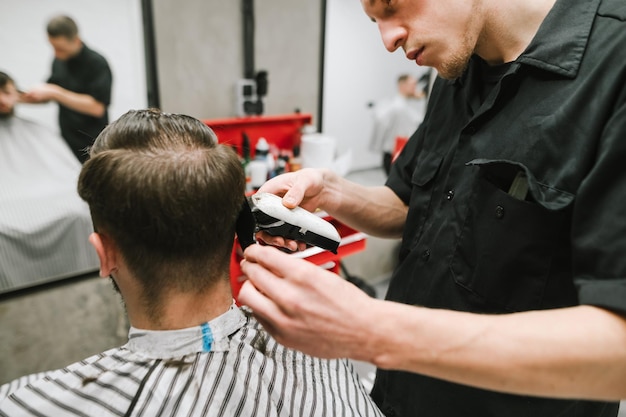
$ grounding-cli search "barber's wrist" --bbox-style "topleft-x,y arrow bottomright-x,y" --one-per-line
319,168 -> 343,213
356,298 -> 394,366
46,84 -> 63,102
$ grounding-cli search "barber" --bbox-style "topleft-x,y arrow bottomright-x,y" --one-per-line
239,0 -> 626,416
22,15 -> 112,163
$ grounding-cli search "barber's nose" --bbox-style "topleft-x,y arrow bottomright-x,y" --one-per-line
378,22 -> 406,52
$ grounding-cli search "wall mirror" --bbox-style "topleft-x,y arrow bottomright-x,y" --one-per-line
0,0 -> 149,294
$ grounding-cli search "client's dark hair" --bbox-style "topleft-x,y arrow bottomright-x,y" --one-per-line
78,109 -> 245,309
0,71 -> 15,90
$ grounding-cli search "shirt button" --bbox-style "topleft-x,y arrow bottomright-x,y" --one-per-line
422,249 -> 431,261
495,205 -> 505,219
465,125 -> 477,135
446,190 -> 455,201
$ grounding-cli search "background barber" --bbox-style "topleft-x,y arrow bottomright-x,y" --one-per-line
22,15 -> 112,163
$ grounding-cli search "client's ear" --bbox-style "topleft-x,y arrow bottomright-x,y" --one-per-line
88,232 -> 118,278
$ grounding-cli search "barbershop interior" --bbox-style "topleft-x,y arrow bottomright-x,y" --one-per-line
2,0 -> 626,415
1,0 -> 419,391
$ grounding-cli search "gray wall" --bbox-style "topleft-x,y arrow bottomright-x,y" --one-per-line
153,0 -> 321,121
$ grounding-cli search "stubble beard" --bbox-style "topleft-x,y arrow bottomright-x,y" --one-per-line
436,0 -> 482,80
436,23 -> 475,80
0,109 -> 14,118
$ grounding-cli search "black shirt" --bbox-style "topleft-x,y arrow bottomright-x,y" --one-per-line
48,43 -> 112,163
373,0 -> 626,415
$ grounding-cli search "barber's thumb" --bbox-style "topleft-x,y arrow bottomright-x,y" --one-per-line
282,188 -> 303,209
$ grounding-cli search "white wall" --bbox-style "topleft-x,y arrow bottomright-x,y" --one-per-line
0,0 -> 147,132
322,0 -> 427,171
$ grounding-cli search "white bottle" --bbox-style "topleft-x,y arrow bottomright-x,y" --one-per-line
246,138 -> 271,192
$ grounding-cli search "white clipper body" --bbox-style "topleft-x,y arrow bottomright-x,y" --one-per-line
248,193 -> 341,253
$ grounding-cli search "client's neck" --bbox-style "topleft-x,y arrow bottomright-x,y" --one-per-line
128,276 -> 234,331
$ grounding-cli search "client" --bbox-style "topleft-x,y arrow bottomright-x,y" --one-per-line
0,70 -> 79,171
0,71 -> 20,117
0,109 -> 383,417
0,71 -> 97,291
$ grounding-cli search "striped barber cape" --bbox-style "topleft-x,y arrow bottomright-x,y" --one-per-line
0,305 -> 383,417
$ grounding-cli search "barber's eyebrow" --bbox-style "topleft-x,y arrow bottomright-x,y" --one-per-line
368,0 -> 392,22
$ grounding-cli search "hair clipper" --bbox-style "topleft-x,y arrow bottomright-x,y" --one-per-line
236,192 -> 341,254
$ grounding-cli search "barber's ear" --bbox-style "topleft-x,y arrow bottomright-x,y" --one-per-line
88,232 -> 118,278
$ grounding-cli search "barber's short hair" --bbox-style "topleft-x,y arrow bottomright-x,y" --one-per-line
78,109 -> 245,306
47,15 -> 79,39
0,71 -> 15,90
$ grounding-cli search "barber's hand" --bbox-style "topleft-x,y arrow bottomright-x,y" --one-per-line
239,244 -> 379,360
21,84 -> 59,103
255,168 -> 328,251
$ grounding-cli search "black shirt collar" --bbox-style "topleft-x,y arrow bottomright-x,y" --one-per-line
67,43 -> 88,64
451,0 -> 601,88
518,0 -> 601,77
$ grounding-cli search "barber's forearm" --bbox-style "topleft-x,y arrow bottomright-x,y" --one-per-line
50,85 -> 106,117
320,170 -> 407,238
368,303 -> 626,401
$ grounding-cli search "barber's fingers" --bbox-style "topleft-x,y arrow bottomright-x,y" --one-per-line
239,252 -> 301,309
256,232 -> 295,251
256,174 -> 304,209
257,169 -> 321,210
238,280 -> 302,349
281,168 -> 324,210
238,280 -> 284,326
281,182 -> 306,209
243,244 -> 313,283
19,92 -> 40,103
257,173 -> 295,199
255,232 -> 307,252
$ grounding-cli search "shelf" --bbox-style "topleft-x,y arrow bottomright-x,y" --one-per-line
204,114 -> 367,301
204,113 -> 312,158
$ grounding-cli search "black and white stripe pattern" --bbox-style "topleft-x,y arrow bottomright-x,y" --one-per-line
0,308 -> 383,417
0,116 -> 99,293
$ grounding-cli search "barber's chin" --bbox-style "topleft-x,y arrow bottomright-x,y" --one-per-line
436,61 -> 469,80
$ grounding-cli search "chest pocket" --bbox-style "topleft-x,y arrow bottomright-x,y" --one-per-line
449,159 -> 574,312
399,152 -> 444,261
